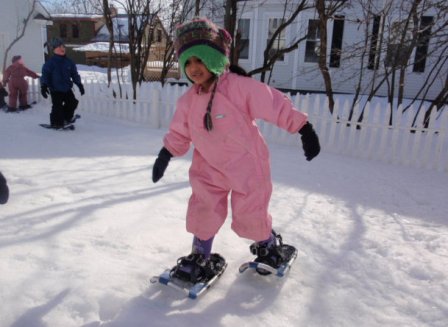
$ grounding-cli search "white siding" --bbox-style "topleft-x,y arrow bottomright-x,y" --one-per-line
231,0 -> 447,101
0,0 -> 50,73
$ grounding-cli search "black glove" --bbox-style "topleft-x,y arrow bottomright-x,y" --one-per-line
152,147 -> 173,183
0,86 -> 8,97
78,84 -> 85,96
41,85 -> 49,99
299,122 -> 320,161
0,172 -> 9,205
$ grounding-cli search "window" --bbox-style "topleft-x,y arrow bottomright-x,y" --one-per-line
237,18 -> 250,60
413,16 -> 433,73
329,16 -> 345,68
368,15 -> 381,70
385,20 -> 413,67
157,29 -> 162,43
72,24 -> 79,38
267,18 -> 285,61
59,24 -> 67,38
305,20 -> 320,63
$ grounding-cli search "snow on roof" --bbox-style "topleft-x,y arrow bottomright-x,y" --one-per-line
51,13 -> 103,19
93,17 -> 130,42
73,42 -> 130,54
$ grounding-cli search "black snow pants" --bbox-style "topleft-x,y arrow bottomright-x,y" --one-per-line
49,90 -> 79,126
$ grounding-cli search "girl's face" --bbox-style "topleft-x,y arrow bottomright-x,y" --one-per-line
184,56 -> 214,90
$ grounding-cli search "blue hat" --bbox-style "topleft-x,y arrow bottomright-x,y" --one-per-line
50,38 -> 65,49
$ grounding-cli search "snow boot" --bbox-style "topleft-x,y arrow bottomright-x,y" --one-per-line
19,104 -> 32,110
170,253 -> 226,284
250,230 -> 296,275
6,106 -> 17,113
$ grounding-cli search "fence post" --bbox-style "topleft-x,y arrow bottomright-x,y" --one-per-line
434,107 -> 448,172
149,86 -> 160,128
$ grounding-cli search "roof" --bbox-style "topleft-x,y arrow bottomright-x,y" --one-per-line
93,16 -> 130,42
92,14 -> 159,43
73,42 -> 130,54
50,13 -> 104,21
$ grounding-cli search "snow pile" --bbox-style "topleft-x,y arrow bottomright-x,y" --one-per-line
0,87 -> 447,327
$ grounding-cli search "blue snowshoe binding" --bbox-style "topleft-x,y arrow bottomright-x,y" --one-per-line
171,253 -> 226,284
239,231 -> 298,276
151,253 -> 227,299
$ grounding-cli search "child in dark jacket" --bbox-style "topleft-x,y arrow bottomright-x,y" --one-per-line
0,82 -> 7,109
40,38 -> 84,128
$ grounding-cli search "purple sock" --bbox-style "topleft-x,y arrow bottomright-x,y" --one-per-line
258,232 -> 275,247
192,236 -> 214,259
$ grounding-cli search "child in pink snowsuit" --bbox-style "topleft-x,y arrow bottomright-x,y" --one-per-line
2,55 -> 39,111
152,18 -> 320,279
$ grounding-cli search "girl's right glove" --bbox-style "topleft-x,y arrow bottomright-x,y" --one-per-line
299,122 -> 320,161
152,147 -> 173,183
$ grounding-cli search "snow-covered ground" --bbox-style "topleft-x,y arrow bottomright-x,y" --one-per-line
1,92 -> 447,327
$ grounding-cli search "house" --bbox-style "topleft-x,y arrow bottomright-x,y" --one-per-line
0,0 -> 51,73
73,13 -> 178,80
46,13 -> 106,64
201,0 -> 447,101
76,14 -> 132,67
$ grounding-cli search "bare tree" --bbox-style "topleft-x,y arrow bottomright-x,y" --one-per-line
314,0 -> 350,114
42,0 -> 102,13
195,0 -> 201,16
341,0 -> 448,127
113,0 -> 162,99
248,0 -> 311,81
101,0 -> 115,86
158,0 -> 200,85
2,0 -> 37,72
223,0 -> 238,65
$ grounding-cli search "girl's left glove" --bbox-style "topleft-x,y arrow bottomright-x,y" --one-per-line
77,84 -> 85,96
152,147 -> 173,183
0,172 -> 9,205
299,122 -> 320,161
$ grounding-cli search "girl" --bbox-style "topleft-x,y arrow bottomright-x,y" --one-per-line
152,18 -> 320,282
2,56 -> 39,111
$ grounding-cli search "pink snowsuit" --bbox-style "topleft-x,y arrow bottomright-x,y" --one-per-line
163,72 -> 308,242
2,62 -> 38,109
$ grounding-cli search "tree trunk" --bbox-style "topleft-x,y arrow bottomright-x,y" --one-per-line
315,0 -> 335,114
224,0 -> 238,65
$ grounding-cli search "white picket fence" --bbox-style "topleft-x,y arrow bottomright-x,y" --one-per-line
27,78 -> 448,173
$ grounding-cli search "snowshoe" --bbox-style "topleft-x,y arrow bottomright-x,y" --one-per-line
19,104 -> 32,110
150,253 -> 227,299
239,231 -> 298,277
39,123 -> 75,131
5,106 -> 18,113
65,114 -> 81,125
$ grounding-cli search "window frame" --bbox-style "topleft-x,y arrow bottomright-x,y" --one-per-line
261,13 -> 290,66
266,17 -> 287,62
237,18 -> 251,61
384,20 -> 414,68
329,15 -> 345,68
59,23 -> 67,38
304,19 -> 320,63
72,23 -> 80,39
413,16 -> 433,73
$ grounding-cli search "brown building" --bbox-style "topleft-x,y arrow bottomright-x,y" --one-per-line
46,13 -> 105,64
46,10 -> 178,81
